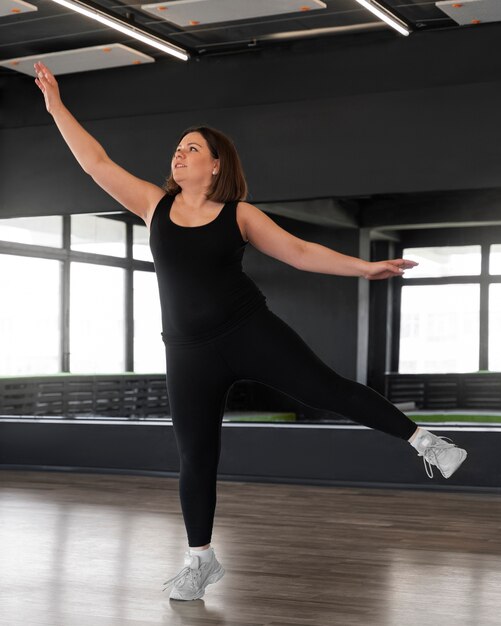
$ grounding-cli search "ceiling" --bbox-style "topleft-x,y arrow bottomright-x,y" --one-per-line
0,0 -> 492,76
2,0 -> 500,233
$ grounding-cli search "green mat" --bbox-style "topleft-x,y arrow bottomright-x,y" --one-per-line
407,413 -> 501,424
223,412 -> 296,422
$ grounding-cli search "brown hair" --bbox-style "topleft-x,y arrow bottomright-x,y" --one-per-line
162,126 -> 248,202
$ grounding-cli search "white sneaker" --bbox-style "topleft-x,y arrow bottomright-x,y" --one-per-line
414,431 -> 468,479
163,549 -> 225,601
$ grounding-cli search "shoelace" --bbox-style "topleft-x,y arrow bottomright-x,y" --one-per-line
418,436 -> 456,479
163,551 -> 203,592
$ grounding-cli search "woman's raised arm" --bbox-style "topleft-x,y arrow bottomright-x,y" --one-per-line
34,61 -> 165,225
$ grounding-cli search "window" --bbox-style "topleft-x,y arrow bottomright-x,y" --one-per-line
0,254 -> 61,375
71,214 -> 126,257
489,284 -> 501,372
69,262 -> 126,373
489,244 -> 501,275
133,224 -> 153,262
0,211 -> 172,424
0,213 -> 161,378
133,271 -> 164,373
399,242 -> 501,374
399,284 -> 480,373
402,246 -> 481,278
0,216 -> 62,248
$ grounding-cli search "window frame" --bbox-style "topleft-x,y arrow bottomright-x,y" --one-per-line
0,212 -> 153,373
392,226 -> 501,374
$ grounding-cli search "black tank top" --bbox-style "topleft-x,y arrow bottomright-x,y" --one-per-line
149,193 -> 268,345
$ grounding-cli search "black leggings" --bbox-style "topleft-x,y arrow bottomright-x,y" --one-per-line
164,305 -> 417,547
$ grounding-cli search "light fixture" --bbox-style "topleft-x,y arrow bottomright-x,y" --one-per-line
354,0 -> 411,36
48,0 -> 190,60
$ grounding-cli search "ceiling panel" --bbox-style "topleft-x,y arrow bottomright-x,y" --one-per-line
437,0 -> 501,25
0,42 -> 154,75
140,0 -> 328,28
0,0 -> 495,77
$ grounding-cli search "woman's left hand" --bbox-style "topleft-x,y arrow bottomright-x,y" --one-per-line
363,258 -> 419,280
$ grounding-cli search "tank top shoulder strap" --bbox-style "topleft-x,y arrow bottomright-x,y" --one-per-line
150,192 -> 174,230
224,199 -> 238,216
220,199 -> 247,244
220,198 -> 238,225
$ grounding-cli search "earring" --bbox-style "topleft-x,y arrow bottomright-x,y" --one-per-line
212,170 -> 217,175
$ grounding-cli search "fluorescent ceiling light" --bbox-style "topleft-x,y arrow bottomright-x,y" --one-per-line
354,0 -> 411,36
48,0 -> 190,60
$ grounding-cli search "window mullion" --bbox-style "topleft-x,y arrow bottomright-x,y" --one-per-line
125,223 -> 134,373
62,216 -> 71,373
479,243 -> 490,371
391,241 -> 403,373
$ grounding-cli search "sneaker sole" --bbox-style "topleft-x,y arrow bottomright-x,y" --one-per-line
169,564 -> 225,601
441,450 -> 468,479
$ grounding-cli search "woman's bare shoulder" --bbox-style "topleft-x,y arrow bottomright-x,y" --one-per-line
144,189 -> 169,230
236,201 -> 258,243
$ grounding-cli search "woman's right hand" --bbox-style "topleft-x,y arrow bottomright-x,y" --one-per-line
34,61 -> 62,115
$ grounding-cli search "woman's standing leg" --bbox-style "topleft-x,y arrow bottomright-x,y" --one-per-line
165,339 -> 235,548
162,339 -> 233,600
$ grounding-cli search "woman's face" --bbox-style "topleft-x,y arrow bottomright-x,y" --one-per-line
171,131 -> 219,187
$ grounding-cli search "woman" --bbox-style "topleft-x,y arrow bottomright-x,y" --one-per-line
34,61 -> 467,602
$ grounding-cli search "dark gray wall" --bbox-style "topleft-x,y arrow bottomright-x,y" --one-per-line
2,23 -> 500,391
241,215 -> 359,414
245,215 -> 359,380
1,421 -> 492,490
2,23 -> 501,216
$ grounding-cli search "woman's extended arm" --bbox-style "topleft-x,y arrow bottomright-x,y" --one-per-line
34,61 -> 165,223
298,241 -> 418,279
240,201 -> 418,280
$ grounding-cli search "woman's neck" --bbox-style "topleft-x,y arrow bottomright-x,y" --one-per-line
177,188 -> 216,211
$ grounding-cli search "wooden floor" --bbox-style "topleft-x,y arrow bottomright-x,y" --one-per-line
1,471 -> 501,626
